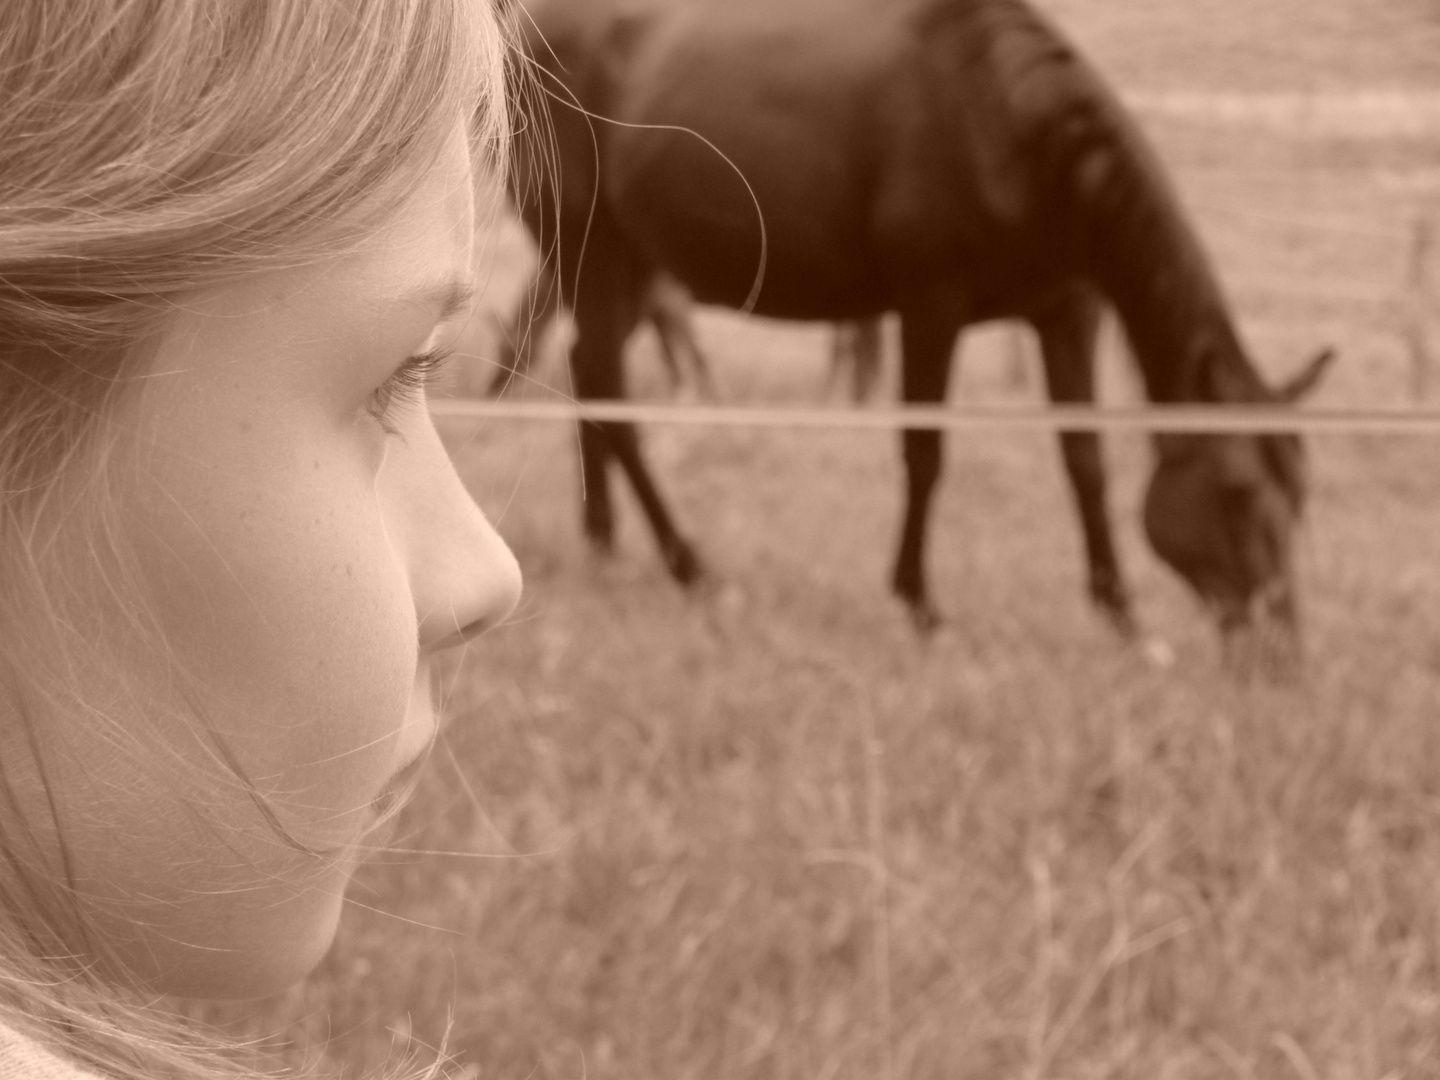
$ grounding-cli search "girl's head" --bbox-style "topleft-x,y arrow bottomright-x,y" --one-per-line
0,0 -> 519,1006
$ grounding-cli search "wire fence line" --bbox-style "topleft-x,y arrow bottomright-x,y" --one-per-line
430,398 -> 1440,436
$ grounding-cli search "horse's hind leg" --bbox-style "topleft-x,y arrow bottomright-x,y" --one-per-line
892,295 -> 963,631
1028,285 -> 1135,635
646,274 -> 716,401
569,252 -> 702,584
850,317 -> 883,402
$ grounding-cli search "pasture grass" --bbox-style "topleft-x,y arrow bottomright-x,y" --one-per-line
202,399 -> 1440,1079
193,3 -> 1440,1076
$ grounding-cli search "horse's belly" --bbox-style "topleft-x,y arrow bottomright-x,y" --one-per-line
625,198 -> 884,319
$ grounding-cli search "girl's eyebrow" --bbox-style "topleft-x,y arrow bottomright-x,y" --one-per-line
399,278 -> 477,323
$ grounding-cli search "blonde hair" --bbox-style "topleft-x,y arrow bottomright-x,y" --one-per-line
0,0 -> 513,1075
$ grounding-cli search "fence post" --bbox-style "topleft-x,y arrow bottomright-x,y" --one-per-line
1406,214 -> 1434,401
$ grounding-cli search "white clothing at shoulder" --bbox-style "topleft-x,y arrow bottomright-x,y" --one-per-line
0,1022 -> 104,1080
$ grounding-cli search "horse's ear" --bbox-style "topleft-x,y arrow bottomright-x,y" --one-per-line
1275,346 -> 1336,403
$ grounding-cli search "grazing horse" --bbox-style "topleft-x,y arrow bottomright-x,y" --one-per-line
508,0 -> 1332,640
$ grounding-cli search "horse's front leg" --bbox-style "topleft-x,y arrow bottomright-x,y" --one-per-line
575,418 -> 616,552
893,298 -> 962,631
1030,286 -> 1135,636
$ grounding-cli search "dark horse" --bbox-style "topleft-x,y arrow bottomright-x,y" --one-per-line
507,0 -> 1333,640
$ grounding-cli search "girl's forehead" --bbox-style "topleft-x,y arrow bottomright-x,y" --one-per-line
182,121 -> 479,327
366,123 -> 479,298
135,123 -> 478,412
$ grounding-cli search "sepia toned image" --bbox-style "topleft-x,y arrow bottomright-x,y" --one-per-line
4,0 -> 1440,1077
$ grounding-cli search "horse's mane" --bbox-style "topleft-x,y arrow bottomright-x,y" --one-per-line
913,0 -> 1270,406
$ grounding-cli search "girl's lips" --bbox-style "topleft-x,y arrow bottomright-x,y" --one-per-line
370,678 -> 437,819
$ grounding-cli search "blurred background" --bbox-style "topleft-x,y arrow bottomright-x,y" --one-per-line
210,2 -> 1440,1077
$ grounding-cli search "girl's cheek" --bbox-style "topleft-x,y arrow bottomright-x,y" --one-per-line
121,437 -> 418,779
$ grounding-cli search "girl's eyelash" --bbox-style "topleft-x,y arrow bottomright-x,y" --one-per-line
367,346 -> 454,435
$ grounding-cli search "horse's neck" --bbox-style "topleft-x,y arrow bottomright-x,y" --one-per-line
1075,111 -> 1269,406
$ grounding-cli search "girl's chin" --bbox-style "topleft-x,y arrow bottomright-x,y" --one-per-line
108,888 -> 348,1000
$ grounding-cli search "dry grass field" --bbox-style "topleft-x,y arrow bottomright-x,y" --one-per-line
200,2 -> 1440,1078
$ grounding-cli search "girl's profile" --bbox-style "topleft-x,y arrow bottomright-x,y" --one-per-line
0,0 -> 518,1075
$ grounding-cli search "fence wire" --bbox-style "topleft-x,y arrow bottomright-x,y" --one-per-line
431,398 -> 1440,436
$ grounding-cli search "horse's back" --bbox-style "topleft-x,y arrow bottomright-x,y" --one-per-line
517,0 -> 1132,318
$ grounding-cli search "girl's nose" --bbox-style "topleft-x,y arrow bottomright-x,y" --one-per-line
390,419 -> 522,653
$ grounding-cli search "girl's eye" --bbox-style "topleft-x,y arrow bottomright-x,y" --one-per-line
366,346 -> 454,435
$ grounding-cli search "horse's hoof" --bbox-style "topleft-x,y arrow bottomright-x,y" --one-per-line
1090,579 -> 1135,638
908,600 -> 944,635
664,541 -> 704,587
1102,605 -> 1139,640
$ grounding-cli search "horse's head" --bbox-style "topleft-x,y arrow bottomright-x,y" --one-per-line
1144,431 -> 1306,639
1141,348 -> 1334,661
